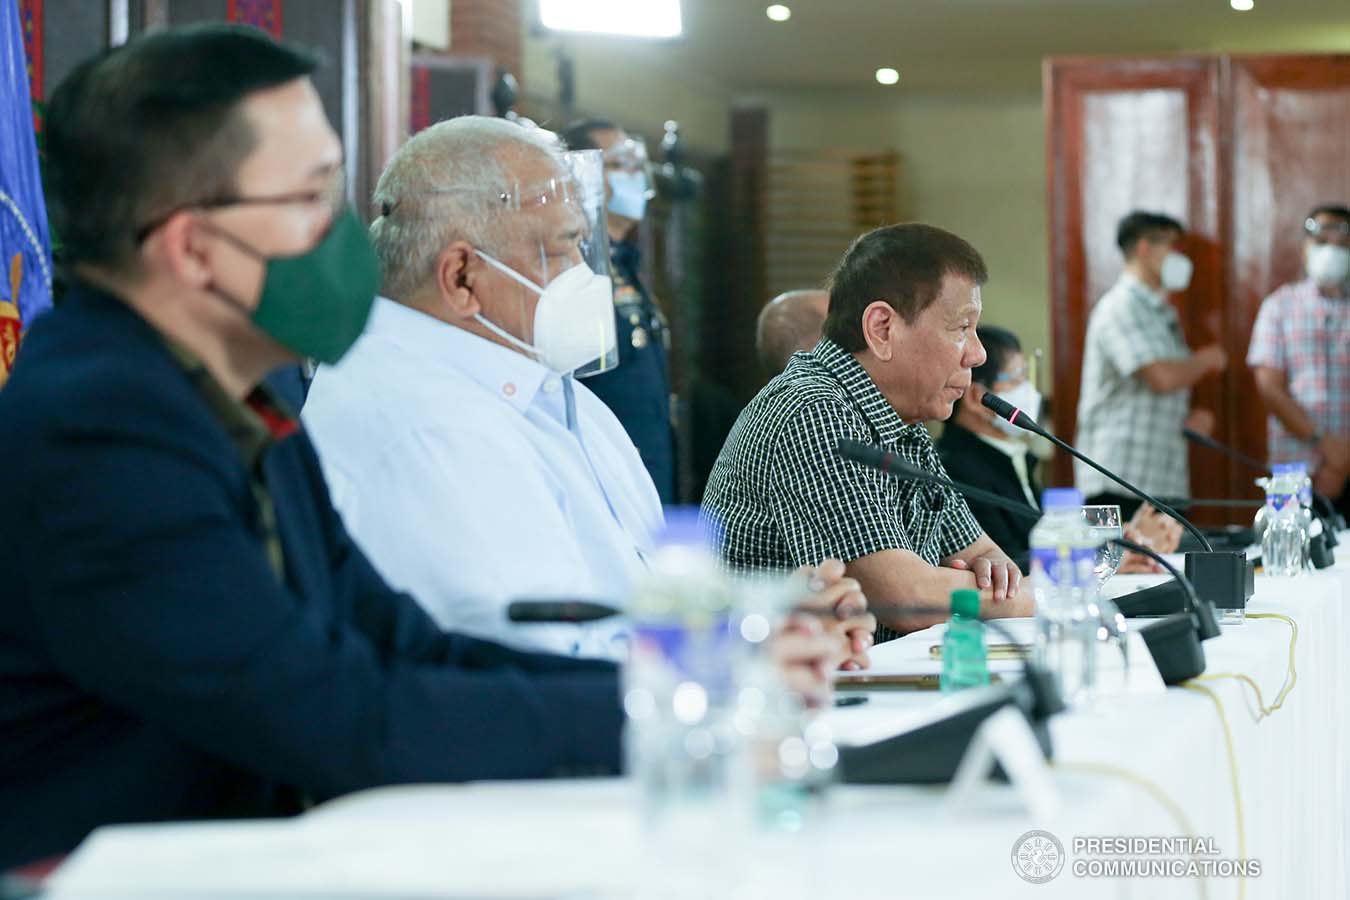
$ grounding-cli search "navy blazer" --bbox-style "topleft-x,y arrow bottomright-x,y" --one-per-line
0,283 -> 623,868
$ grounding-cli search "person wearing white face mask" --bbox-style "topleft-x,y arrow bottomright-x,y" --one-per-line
937,326 -> 1044,568
558,118 -> 676,504
1075,211 -> 1227,518
939,325 -> 1179,574
301,117 -> 876,670
1249,204 -> 1350,515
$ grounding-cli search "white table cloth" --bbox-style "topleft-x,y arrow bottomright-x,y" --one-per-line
45,551 -> 1350,899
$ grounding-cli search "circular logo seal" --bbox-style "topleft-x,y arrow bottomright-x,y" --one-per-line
1011,829 -> 1065,884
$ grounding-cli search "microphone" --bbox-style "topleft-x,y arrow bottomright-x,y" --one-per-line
835,439 -> 1220,638
835,439 -> 1218,688
980,393 -> 1213,552
1183,427 -> 1343,553
1183,427 -> 1267,472
507,599 -> 622,622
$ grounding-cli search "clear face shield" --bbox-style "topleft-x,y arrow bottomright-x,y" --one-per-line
602,136 -> 655,222
471,149 -> 619,379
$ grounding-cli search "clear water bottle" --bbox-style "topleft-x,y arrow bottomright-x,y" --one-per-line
1029,488 -> 1098,707
1261,469 -> 1305,578
940,588 -> 989,691
624,509 -> 746,864
1288,461 -> 1316,570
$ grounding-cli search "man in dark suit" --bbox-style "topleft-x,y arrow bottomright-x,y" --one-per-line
558,119 -> 676,502
937,326 -> 1042,569
0,26 -> 847,868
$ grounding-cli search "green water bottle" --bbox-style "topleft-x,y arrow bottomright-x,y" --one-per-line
940,589 -> 989,692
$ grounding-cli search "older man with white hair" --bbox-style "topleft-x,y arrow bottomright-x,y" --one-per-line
303,117 -> 874,668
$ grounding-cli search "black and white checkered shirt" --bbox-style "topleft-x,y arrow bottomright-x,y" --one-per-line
701,339 -> 985,642
1075,275 -> 1190,499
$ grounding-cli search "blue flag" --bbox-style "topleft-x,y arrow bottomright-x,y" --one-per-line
0,0 -> 53,386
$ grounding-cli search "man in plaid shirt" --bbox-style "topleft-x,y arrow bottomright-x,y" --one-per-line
702,224 -> 1030,640
1248,204 -> 1350,513
1075,212 -> 1226,517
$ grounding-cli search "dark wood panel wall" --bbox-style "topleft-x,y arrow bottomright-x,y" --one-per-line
1046,54 -> 1350,523
22,0 -> 404,218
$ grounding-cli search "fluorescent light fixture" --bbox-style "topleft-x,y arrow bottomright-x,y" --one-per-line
539,0 -> 683,38
766,4 -> 791,22
1230,0 -> 1254,8
875,67 -> 900,85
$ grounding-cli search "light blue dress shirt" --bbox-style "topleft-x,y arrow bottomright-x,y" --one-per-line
302,298 -> 663,659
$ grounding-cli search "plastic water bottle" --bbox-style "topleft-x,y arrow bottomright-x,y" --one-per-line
940,588 -> 989,691
624,508 -> 746,886
1262,469 -> 1304,578
1029,488 -> 1098,706
1288,461 -> 1316,570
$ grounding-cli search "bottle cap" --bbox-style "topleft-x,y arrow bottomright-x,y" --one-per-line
951,588 -> 981,619
1041,487 -> 1084,510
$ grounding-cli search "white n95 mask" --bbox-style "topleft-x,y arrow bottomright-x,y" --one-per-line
474,250 -> 618,377
990,380 -> 1041,440
1307,244 -> 1350,288
1161,252 -> 1193,292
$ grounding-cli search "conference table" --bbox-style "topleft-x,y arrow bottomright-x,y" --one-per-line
41,549 -> 1350,899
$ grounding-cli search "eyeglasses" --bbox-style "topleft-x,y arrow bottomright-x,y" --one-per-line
1304,217 -> 1350,239
135,168 -> 347,244
993,365 -> 1029,386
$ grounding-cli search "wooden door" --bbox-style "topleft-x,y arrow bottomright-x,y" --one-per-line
1044,57 -> 1228,516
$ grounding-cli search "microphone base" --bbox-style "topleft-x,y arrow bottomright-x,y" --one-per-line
1184,551 -> 1252,615
837,685 -> 1052,784
1136,613 -> 1207,685
1311,532 -> 1336,569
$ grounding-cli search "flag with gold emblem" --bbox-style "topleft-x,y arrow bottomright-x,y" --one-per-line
0,0 -> 53,388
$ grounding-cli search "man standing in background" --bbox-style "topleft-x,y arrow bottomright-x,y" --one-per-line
560,118 -> 675,503
1248,204 -> 1350,514
1075,211 -> 1227,517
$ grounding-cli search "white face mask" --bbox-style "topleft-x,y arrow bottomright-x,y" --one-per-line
989,380 -> 1041,440
1160,252 -> 1193,292
1307,244 -> 1350,288
474,250 -> 618,377
607,170 -> 649,222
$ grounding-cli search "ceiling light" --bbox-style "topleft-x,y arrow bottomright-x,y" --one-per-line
875,67 -> 900,86
539,0 -> 683,38
766,4 -> 791,22
1230,0 -> 1254,9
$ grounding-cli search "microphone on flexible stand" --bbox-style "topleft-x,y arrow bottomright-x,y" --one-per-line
1183,426 -> 1343,553
1182,427 -> 1268,472
982,394 -> 1211,550
834,439 -> 1218,684
980,394 -> 1254,619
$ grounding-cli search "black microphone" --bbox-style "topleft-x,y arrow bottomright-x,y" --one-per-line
835,439 -> 1221,648
507,599 -> 622,622
1183,427 -> 1268,473
980,393 -> 1214,552
1183,427 -> 1343,552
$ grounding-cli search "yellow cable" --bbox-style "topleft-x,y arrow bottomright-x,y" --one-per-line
1191,613 -> 1298,722
1246,613 -> 1298,713
1051,760 -> 1207,900
1180,682 -> 1247,900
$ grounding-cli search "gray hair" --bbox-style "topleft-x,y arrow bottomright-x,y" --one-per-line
369,115 -> 563,300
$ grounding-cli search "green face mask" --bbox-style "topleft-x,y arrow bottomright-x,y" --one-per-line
206,207 -> 380,365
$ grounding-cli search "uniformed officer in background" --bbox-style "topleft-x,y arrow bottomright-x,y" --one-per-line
560,118 -> 675,503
